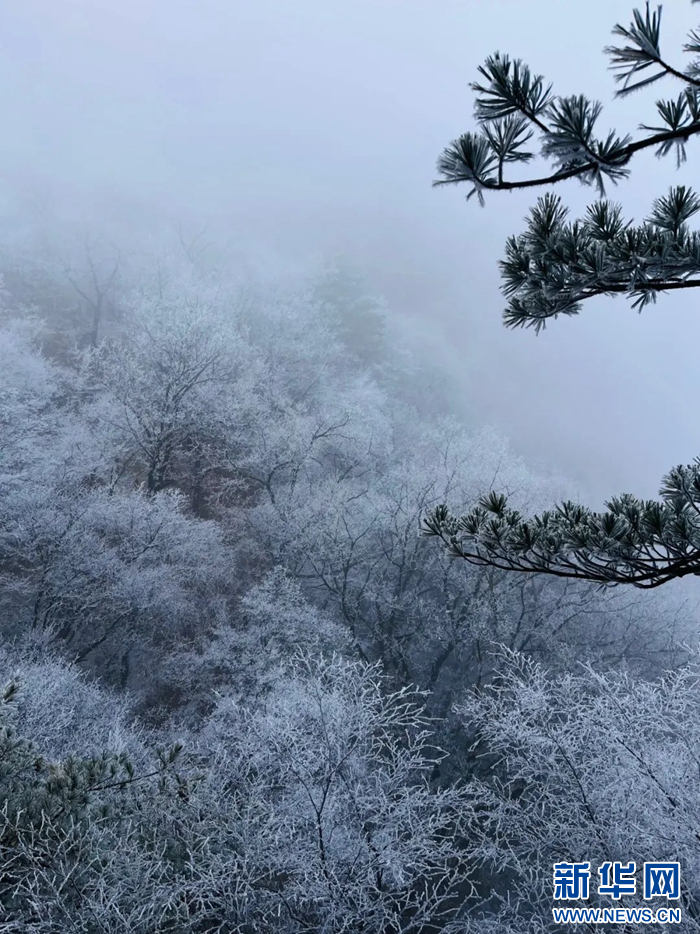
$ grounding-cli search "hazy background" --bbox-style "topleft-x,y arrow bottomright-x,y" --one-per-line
1,0 -> 697,503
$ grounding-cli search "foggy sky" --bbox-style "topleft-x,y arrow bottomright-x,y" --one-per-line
1,0 -> 698,503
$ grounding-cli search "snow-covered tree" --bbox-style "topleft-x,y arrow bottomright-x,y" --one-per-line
0,318 -> 233,697
0,652 -> 191,933
170,567 -> 352,720
199,653 -> 474,932
0,648 -> 474,933
424,2 -> 700,589
456,649 -> 700,931
242,410 -> 680,701
0,228 -> 125,355
86,277 -> 240,495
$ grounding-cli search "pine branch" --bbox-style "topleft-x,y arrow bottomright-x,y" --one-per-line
427,2 -> 700,589
606,3 -> 700,96
421,461 -> 700,588
435,5 -> 700,200
434,120 -> 700,196
499,187 -> 700,330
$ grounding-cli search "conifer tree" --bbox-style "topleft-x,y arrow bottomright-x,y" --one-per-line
422,2 -> 700,588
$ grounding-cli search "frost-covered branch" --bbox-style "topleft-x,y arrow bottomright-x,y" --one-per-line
500,186 -> 700,330
436,4 -> 700,204
427,3 -> 700,588
422,460 -> 700,588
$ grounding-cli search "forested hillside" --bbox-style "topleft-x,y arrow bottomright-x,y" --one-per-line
0,229 -> 698,931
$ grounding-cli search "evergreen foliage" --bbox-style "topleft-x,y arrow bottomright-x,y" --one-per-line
424,2 -> 700,588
